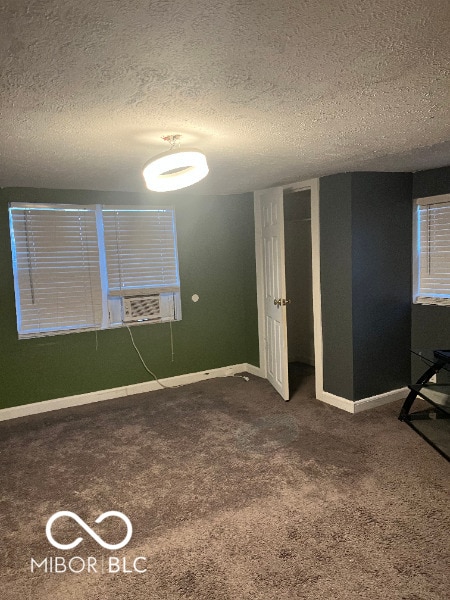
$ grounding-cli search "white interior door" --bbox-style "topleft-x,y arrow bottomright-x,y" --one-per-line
255,187 -> 289,400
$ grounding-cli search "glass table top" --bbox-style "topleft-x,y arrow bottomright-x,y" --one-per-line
409,384 -> 450,415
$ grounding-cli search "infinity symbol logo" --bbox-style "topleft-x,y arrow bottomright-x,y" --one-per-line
46,511 -> 133,550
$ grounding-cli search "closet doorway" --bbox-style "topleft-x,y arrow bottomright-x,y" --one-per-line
284,189 -> 315,394
254,179 -> 323,402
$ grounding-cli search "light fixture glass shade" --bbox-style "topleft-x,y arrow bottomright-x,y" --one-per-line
143,148 -> 209,192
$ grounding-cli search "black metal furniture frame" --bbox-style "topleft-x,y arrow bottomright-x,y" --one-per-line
399,350 -> 450,461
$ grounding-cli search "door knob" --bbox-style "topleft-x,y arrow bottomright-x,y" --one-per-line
274,298 -> 290,306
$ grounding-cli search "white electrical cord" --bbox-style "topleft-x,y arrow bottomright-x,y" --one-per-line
170,320 -> 174,363
126,326 -> 172,389
126,325 -> 250,389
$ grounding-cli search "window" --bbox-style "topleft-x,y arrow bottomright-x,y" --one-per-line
9,203 -> 181,338
414,193 -> 450,306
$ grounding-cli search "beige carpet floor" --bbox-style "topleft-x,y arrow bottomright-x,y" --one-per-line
1,365 -> 449,599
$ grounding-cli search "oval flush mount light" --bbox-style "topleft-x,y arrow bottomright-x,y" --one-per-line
143,134 -> 209,192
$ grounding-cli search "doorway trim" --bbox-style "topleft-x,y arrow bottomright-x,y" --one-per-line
255,178 -> 409,413
254,178 -> 323,401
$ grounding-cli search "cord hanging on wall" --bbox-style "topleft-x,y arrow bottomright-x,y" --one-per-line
143,134 -> 209,192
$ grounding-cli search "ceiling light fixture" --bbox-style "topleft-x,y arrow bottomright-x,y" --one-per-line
143,134 -> 209,192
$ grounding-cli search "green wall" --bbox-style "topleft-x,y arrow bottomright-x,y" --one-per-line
411,166 -> 450,382
0,188 -> 259,409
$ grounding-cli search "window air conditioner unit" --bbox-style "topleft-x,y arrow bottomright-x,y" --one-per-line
107,292 -> 178,326
123,295 -> 161,322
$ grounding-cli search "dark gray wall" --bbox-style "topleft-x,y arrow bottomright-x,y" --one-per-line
320,172 -> 412,400
351,172 -> 412,398
412,165 -> 450,199
320,173 -> 354,398
411,166 -> 450,382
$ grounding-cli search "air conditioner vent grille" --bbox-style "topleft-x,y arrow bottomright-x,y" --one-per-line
123,295 -> 161,322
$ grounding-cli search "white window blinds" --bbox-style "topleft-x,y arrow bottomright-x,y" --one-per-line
9,203 -> 181,338
9,204 -> 103,337
102,207 -> 180,295
416,194 -> 450,305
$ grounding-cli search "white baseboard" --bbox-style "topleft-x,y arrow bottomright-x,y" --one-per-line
245,364 -> 263,378
0,363 -> 262,422
317,387 -> 408,414
317,391 -> 356,413
0,365 -> 404,422
352,387 -> 408,413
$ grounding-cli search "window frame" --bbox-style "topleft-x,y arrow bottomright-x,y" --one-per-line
413,193 -> 450,306
8,202 -> 182,339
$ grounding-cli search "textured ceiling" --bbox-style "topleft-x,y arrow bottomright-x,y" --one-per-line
1,0 -> 449,195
